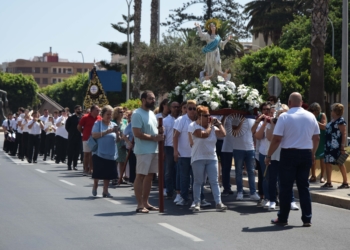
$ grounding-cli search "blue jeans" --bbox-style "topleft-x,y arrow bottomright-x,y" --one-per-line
232,150 -> 256,195
221,152 -> 233,191
269,160 -> 295,203
178,157 -> 191,201
278,149 -> 312,223
164,146 -> 177,196
192,159 -> 221,204
259,153 -> 270,200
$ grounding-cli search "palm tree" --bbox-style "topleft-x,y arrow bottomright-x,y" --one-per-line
150,0 -> 159,43
309,0 -> 330,111
133,0 -> 142,96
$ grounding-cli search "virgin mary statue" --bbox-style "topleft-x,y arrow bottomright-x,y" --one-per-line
195,19 -> 232,77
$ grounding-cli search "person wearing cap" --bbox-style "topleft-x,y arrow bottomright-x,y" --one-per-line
55,109 -> 69,164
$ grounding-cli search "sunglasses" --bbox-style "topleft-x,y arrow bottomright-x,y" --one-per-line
188,107 -> 196,111
201,114 -> 210,117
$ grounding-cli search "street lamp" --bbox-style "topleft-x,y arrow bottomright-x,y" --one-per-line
78,51 -> 85,108
125,0 -> 132,101
341,0 -> 348,127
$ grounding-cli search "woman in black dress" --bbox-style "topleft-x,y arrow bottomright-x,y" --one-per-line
322,103 -> 349,189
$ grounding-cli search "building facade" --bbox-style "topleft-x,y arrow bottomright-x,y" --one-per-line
5,48 -> 94,87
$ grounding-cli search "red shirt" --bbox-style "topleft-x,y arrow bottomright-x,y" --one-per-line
79,113 -> 101,141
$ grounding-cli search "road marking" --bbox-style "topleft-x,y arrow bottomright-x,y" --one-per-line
158,223 -> 204,242
60,180 -> 75,186
106,199 -> 121,205
35,169 -> 46,173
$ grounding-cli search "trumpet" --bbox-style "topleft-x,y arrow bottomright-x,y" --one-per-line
49,126 -> 53,132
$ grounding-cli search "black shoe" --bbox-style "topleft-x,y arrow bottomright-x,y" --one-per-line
271,218 -> 288,226
222,189 -> 234,196
73,167 -> 78,171
27,160 -> 32,163
62,160 -> 66,163
33,161 -> 37,164
67,167 -> 72,170
55,161 -> 60,164
165,194 -> 173,199
51,158 -> 54,161
43,158 -> 46,161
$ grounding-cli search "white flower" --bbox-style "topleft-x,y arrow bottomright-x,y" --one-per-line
189,88 -> 199,95
175,86 -> 181,95
217,75 -> 225,82
227,100 -> 233,108
202,80 -> 212,89
191,81 -> 197,87
226,81 -> 236,90
217,84 -> 226,90
210,101 -> 219,110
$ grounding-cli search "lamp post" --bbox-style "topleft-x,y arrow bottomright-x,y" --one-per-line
78,51 -> 85,108
125,0 -> 132,101
341,0 -> 349,126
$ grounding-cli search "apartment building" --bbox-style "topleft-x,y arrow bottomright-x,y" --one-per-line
4,48 -> 94,87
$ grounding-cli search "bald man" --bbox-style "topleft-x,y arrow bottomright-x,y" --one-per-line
265,92 -> 320,227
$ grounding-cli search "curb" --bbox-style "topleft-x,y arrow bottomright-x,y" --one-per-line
229,176 -> 350,210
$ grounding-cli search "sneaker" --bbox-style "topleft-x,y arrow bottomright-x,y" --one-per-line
221,189 -> 234,196
269,202 -> 276,210
216,203 -> 227,212
176,198 -> 188,206
236,192 -> 243,200
257,199 -> 264,207
173,194 -> 181,203
193,203 -> 201,212
190,201 -> 196,210
163,188 -> 167,196
263,200 -> 270,208
250,193 -> 261,201
290,202 -> 299,210
200,199 -> 211,207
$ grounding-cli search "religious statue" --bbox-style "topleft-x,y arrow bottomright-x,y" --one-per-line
195,18 -> 232,77
0,90 -> 8,123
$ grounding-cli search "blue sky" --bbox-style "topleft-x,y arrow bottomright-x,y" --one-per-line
0,0 -> 250,64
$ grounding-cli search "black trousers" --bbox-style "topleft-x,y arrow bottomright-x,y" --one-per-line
67,139 -> 81,167
16,132 -> 23,158
44,133 -> 55,160
11,130 -> 18,155
128,150 -> 136,183
55,135 -> 68,163
40,130 -> 46,154
27,134 -> 40,162
22,132 -> 29,159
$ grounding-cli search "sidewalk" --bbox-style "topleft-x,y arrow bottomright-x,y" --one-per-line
228,169 -> 350,210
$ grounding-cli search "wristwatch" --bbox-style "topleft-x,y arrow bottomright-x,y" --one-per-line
266,155 -> 271,159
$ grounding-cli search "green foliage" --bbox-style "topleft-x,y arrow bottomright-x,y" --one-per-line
0,73 -> 39,112
235,45 -> 340,103
120,98 -> 141,110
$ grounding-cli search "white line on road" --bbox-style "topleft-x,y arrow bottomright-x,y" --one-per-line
158,223 -> 204,242
35,169 -> 46,173
106,199 -> 121,205
59,180 -> 75,186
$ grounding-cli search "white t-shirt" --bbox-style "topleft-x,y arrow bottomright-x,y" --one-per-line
55,116 -> 68,139
222,118 -> 255,151
28,120 -> 42,135
188,122 -> 218,164
22,118 -> 31,133
163,114 -> 176,147
173,114 -> 192,158
256,121 -> 269,155
266,123 -> 281,161
274,107 -> 320,149
44,122 -> 56,135
2,119 -> 10,130
10,119 -> 17,130
17,116 -> 23,133
39,115 -> 49,124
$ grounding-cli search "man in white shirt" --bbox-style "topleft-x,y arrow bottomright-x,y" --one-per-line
265,92 -> 320,227
163,101 -> 180,199
21,110 -> 31,161
2,113 -> 13,153
9,114 -> 18,156
55,109 -> 69,164
39,109 -> 49,156
27,111 -> 44,163
16,108 -> 25,159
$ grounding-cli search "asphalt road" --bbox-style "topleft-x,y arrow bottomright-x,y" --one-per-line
1,148 -> 350,250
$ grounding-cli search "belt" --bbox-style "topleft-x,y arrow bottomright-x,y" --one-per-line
282,148 -> 311,151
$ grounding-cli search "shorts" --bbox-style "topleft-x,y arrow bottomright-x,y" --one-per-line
136,153 -> 158,175
83,141 -> 91,153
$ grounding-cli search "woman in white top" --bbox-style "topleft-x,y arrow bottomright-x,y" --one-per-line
188,105 -> 227,212
43,116 -> 56,161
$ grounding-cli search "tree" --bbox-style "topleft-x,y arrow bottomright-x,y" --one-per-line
0,73 -> 39,112
309,0 -> 330,111
133,0 -> 142,97
234,45 -> 340,103
162,0 -> 249,39
150,0 -> 159,43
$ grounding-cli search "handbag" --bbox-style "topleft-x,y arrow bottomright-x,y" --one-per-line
336,152 -> 349,165
87,121 -> 102,152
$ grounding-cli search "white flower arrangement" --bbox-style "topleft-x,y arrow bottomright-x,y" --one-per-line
168,77 -> 262,112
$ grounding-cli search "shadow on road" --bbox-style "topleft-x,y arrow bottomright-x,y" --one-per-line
241,225 -> 295,232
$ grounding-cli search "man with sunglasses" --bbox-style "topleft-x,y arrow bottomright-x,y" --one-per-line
163,101 -> 180,200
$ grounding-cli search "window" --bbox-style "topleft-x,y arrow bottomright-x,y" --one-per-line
63,68 -> 66,74
52,78 -> 57,83
43,78 -> 48,84
58,68 -> 61,73
34,78 -> 40,84
35,67 -> 40,73
58,78 -> 61,82
53,68 -> 57,74
84,69 -> 88,72
43,68 -> 48,73
15,67 -> 32,73
67,68 -> 72,74
77,68 -> 82,73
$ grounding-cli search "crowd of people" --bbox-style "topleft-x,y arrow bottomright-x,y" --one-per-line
2,90 -> 349,224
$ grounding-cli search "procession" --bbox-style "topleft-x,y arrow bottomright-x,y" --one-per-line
1,0 -> 349,249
